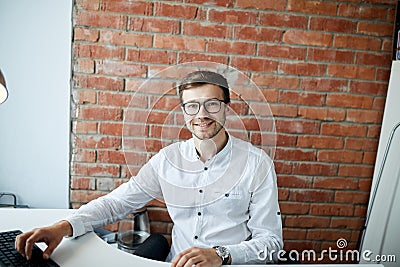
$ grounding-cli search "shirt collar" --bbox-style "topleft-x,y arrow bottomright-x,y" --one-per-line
188,133 -> 232,161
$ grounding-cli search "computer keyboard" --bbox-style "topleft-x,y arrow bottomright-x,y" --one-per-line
0,230 -> 59,267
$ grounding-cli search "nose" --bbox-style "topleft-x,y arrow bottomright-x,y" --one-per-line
196,103 -> 209,118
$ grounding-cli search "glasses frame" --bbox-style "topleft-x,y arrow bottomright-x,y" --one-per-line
181,98 -> 226,116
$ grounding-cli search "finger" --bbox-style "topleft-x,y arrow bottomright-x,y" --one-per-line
15,232 -> 30,256
24,230 -> 45,259
183,255 -> 203,267
175,251 -> 200,267
171,248 -> 193,267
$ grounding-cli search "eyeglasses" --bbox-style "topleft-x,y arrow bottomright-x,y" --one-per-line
181,99 -> 226,115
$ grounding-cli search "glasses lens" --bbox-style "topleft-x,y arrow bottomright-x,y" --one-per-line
184,102 -> 200,115
205,100 -> 222,113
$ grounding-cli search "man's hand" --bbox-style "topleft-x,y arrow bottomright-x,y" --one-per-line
15,220 -> 72,260
171,247 -> 223,267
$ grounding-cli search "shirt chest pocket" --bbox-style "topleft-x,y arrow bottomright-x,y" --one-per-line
210,190 -> 251,215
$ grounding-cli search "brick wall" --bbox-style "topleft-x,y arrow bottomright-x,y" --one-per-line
70,0 -> 396,261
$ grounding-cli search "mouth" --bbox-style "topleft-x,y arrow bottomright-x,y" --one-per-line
193,120 -> 214,129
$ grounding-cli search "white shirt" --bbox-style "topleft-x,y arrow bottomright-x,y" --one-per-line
66,135 -> 283,264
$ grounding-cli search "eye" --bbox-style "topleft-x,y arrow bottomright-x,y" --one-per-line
185,102 -> 198,109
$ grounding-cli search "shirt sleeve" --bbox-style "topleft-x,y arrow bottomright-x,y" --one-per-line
65,161 -> 162,238
225,156 -> 283,264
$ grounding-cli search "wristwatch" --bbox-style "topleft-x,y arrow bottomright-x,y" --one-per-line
213,246 -> 230,265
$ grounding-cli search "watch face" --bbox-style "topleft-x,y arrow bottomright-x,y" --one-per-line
217,246 -> 229,258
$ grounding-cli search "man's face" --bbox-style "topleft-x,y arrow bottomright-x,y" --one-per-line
181,84 -> 227,140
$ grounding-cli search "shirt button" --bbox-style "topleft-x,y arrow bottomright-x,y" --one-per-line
225,193 -> 229,197
199,189 -> 203,193
204,167 -> 208,170
198,212 -> 202,216
194,236 -> 198,239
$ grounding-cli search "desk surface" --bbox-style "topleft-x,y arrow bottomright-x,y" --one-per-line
0,208 -> 384,267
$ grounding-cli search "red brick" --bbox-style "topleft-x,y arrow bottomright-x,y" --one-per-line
326,94 -> 373,109
358,21 -> 394,37
75,74 -> 124,91
307,48 -> 355,64
258,44 -> 307,60
276,120 -> 320,134
73,121 -> 98,134
75,136 -> 121,149
363,151 -> 377,164
346,109 -> 383,124
126,79 -> 176,95
76,0 -> 100,11
72,149 -> 96,163
273,161 -> 292,174
367,125 -> 381,138
253,75 -> 299,89
318,150 -> 363,164
334,191 -> 369,204
289,189 -> 334,202
236,0 -> 286,11
269,104 -> 298,117
101,0 -> 152,15
178,53 -> 228,64
129,17 -> 180,34
277,175 -> 312,188
345,138 -> 378,151
338,4 -> 387,20
354,205 -> 367,217
307,229 -> 352,241
71,163 -> 120,177
358,179 -> 372,192
80,106 -> 122,121
73,89 -> 96,104
287,0 -> 337,15
279,62 -> 327,76
292,162 -> 338,176
313,177 -> 358,190
74,28 -> 99,42
327,64 -> 375,80
279,188 -> 289,201
279,91 -> 325,106
154,35 -> 206,51
76,11 -> 126,29
356,52 -> 392,67
74,59 -> 95,74
285,215 -> 330,228
275,148 -> 316,161
127,49 -> 177,65
98,150 -> 147,165
208,40 -> 256,56
74,43 -> 124,60
260,13 -> 308,29
148,207 -> 171,222
186,0 -> 234,7
330,217 -> 365,230
98,92 -> 135,107
230,57 -> 278,72
208,9 -> 257,24
96,61 -> 147,77
154,3 -> 201,19
283,228 -> 307,240
99,122 -> 123,136
99,30 -> 152,47
298,107 -> 345,122
71,177 -> 96,190
283,30 -> 332,47
349,81 -> 388,95
338,165 -> 374,178
310,203 -> 354,216
150,125 -> 191,140
297,136 -> 344,149
376,69 -> 391,82
301,78 -> 348,93
234,26 -> 282,42
280,202 -> 310,215
310,17 -> 357,33
251,133 -> 297,147
321,123 -> 367,137
333,35 -> 381,51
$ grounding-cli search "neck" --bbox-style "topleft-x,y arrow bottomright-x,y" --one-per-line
194,129 -> 228,162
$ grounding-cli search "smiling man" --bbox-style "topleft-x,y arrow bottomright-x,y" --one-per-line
16,70 -> 283,266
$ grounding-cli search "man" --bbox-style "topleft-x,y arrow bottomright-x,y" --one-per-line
16,70 -> 283,266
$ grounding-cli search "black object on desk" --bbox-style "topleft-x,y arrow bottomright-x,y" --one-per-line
0,230 -> 59,267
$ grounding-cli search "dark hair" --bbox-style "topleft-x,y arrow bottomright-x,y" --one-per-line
178,71 -> 230,104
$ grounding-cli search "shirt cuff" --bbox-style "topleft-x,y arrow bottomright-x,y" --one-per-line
64,215 -> 86,239
224,244 -> 245,265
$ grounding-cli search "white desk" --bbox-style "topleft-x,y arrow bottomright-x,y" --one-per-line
0,208 -> 384,267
